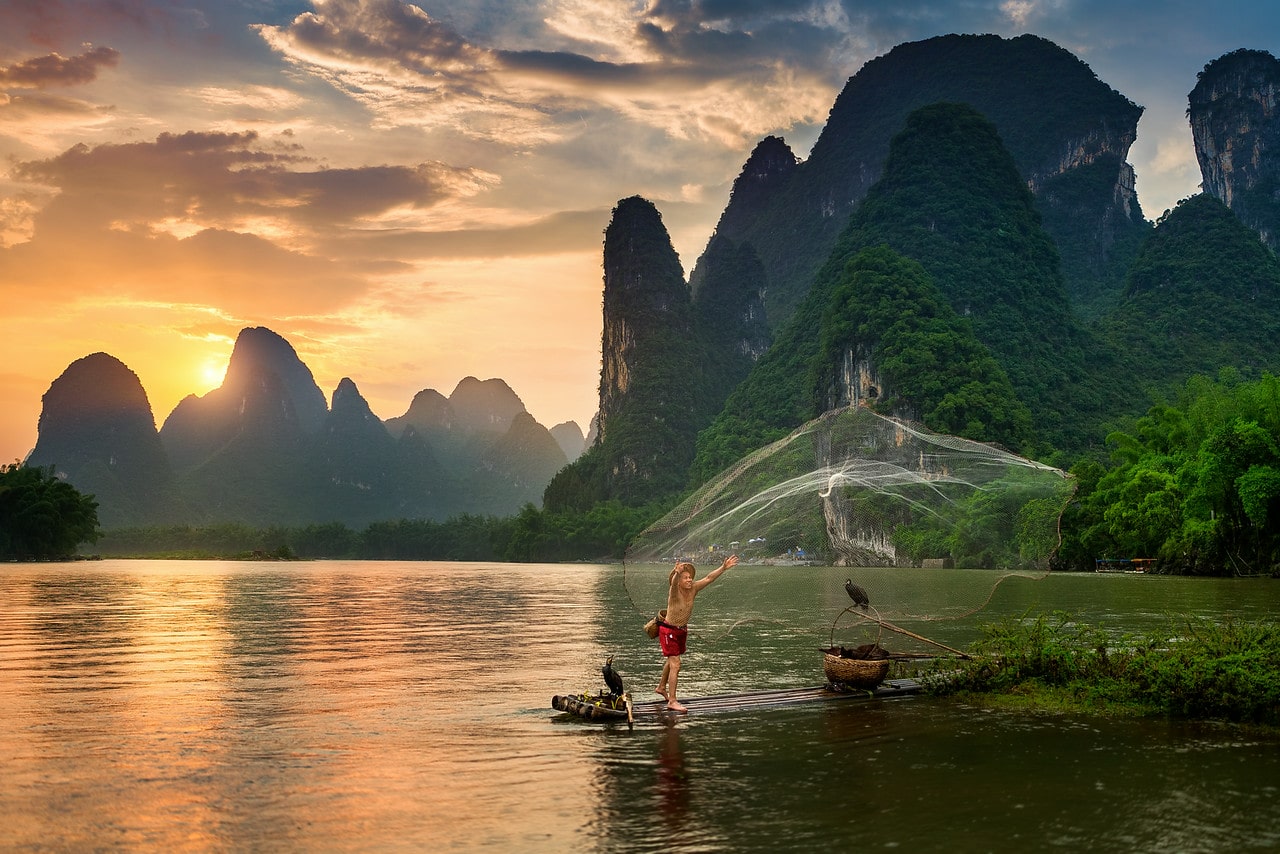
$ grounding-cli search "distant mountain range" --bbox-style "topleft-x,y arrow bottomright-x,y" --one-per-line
26,327 -> 585,528
29,35 -> 1280,532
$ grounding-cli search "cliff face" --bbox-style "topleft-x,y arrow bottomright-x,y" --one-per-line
548,421 -> 585,462
694,103 -> 1057,476
384,388 -> 453,435
448,377 -> 528,433
1189,49 -> 1280,251
373,375 -> 570,517
543,196 -> 701,510
690,233 -> 772,403
487,411 -> 569,499
597,196 -> 693,444
691,135 -> 798,262
311,377 -> 414,526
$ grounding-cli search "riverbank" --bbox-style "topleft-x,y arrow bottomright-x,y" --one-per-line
926,612 -> 1280,726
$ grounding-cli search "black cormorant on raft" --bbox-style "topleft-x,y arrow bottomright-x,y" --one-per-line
602,655 -> 625,698
558,656 -> 635,725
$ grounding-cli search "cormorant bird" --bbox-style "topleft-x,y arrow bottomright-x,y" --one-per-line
602,655 -> 626,697
844,579 -> 870,609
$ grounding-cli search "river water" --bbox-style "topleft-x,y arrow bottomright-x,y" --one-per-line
2,560 -> 1277,852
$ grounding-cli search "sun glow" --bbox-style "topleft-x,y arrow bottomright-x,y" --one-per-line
199,359 -> 226,391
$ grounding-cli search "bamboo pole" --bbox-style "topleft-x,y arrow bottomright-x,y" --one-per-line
836,605 -> 972,659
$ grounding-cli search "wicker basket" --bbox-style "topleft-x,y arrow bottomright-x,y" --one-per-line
643,609 -> 667,640
822,649 -> 890,689
823,604 -> 890,688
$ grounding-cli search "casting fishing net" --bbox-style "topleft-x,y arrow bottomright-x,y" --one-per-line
623,406 -> 1075,653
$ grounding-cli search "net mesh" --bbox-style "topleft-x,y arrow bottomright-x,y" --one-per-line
624,406 -> 1075,646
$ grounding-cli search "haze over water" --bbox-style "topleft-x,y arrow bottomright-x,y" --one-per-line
2,560 -> 1277,851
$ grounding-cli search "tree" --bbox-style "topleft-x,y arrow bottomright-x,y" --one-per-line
0,464 -> 100,560
1060,372 -> 1280,574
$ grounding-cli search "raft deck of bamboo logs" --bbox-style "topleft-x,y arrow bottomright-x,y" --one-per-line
551,677 -> 924,722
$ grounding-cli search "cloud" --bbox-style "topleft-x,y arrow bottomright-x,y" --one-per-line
11,129 -> 499,241
196,84 -> 305,113
258,0 -> 496,79
0,47 -> 121,155
335,207 -> 609,258
256,0 -> 851,151
0,45 -> 120,88
0,222 -> 372,317
0,126 -> 511,319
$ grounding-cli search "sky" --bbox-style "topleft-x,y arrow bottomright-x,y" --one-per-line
2,0 -> 1277,465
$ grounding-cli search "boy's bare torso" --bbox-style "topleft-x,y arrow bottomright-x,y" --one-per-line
664,585 -> 696,627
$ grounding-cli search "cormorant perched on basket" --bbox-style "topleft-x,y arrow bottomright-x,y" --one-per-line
844,579 -> 870,609
602,655 -> 625,698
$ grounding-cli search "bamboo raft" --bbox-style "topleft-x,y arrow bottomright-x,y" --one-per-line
552,677 -> 924,723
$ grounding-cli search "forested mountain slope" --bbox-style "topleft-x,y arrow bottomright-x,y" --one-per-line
692,103 -> 1101,479
1094,193 -> 1280,389
692,33 -> 1146,334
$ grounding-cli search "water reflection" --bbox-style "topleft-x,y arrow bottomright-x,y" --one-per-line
581,699 -> 1280,854
1,561 -> 1277,852
656,723 -> 690,833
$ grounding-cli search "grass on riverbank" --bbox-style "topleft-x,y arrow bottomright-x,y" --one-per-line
926,612 -> 1280,726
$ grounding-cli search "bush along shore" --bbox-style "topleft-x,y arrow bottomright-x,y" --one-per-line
925,612 -> 1280,726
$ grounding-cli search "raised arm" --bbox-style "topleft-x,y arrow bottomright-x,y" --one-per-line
694,554 -> 738,591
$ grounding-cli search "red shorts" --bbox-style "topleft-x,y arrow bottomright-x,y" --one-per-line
658,622 -> 688,657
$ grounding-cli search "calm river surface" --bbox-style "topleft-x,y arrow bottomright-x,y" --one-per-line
2,560 -> 1278,852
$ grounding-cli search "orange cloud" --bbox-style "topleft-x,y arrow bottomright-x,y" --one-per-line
0,128 -> 498,316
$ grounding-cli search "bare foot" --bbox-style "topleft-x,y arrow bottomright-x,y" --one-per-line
666,700 -> 688,713
655,685 -> 668,700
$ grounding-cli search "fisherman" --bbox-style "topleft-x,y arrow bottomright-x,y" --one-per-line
656,554 -> 738,712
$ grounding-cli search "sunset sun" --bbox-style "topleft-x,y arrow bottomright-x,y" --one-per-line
199,360 -> 226,391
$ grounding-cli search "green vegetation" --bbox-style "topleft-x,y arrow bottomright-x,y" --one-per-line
0,463 -> 100,560
693,102 -> 1096,481
1058,370 -> 1280,575
932,612 -> 1280,726
692,233 -> 771,420
90,501 -> 660,562
690,113 -> 1280,576
1035,154 -> 1150,319
836,102 -> 1102,451
1095,193 -> 1280,388
890,468 -> 1068,568
815,245 -> 1033,448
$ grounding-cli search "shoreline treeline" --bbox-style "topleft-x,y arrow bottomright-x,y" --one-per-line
9,369 -> 1280,574
87,500 -> 662,563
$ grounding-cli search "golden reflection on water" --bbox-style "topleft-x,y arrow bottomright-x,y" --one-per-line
2,561 -> 1278,852
0,560 -> 613,851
